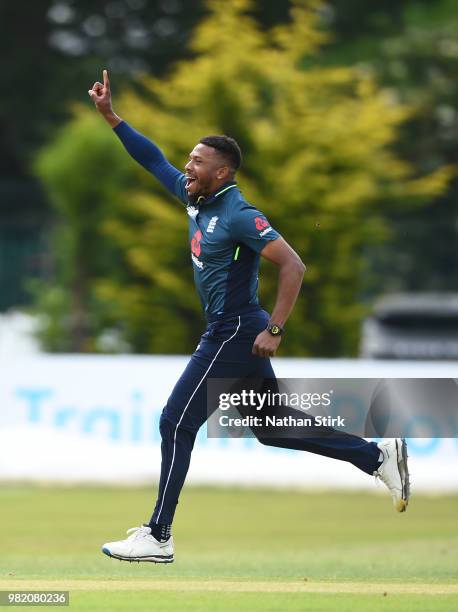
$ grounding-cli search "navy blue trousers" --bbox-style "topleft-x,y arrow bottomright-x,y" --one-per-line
151,308 -> 381,525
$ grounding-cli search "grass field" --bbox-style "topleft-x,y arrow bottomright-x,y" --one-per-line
0,485 -> 457,611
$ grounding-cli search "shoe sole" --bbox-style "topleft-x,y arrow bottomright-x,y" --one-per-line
395,438 -> 410,512
102,547 -> 174,563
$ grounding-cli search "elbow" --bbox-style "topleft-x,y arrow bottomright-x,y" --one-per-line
285,256 -> 306,278
294,256 -> 306,277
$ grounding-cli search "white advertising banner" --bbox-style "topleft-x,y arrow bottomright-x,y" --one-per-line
1,355 -> 457,491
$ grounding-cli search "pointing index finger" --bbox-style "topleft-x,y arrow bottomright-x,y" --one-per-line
103,69 -> 110,90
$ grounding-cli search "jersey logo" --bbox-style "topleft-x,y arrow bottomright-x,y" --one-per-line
254,216 -> 269,231
191,253 -> 204,269
191,230 -> 204,269
191,229 -> 202,257
206,216 -> 219,233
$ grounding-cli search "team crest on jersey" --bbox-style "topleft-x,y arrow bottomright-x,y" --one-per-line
206,216 -> 219,233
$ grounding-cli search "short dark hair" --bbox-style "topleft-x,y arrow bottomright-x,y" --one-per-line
199,135 -> 242,171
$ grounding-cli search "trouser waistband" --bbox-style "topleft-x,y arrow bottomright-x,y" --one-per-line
206,304 -> 263,323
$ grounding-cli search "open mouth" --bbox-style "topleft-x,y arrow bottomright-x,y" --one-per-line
185,176 -> 198,190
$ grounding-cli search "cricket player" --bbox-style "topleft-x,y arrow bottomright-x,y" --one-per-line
89,70 -> 410,564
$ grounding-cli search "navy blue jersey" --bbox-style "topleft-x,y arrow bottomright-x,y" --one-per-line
114,121 -> 280,318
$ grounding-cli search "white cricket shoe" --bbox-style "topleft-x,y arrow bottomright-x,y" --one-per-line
374,438 -> 410,512
102,525 -> 174,563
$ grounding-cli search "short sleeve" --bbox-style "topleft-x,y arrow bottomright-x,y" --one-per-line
230,204 -> 280,253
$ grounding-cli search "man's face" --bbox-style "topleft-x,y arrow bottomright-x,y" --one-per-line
185,144 -> 227,201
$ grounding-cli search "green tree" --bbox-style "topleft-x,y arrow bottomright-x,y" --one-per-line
34,108 -> 134,351
35,0 -> 451,355
362,0 -> 458,293
1,0 -> 293,313
320,0 -> 458,294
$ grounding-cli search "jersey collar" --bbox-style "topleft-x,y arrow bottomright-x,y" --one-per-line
194,181 -> 237,207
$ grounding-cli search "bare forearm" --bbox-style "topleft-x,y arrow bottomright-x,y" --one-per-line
269,260 -> 305,326
102,110 -> 122,128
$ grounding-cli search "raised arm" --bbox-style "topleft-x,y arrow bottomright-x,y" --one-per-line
88,70 -> 185,198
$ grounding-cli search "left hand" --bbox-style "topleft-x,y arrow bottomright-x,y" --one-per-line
88,69 -> 113,116
252,330 -> 282,357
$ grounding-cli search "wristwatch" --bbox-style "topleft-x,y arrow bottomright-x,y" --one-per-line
266,322 -> 283,336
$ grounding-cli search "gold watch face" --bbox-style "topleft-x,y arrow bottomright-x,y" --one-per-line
270,325 -> 280,335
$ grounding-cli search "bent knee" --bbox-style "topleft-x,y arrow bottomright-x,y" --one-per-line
159,413 -> 175,440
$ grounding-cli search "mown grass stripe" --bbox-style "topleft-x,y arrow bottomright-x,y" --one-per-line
2,580 -> 457,595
